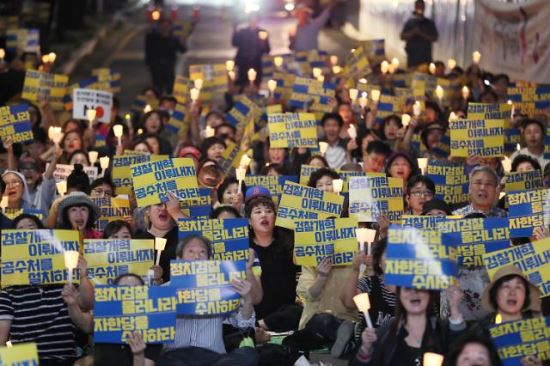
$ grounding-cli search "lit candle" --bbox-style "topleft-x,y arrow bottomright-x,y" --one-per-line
447,58 -> 456,70
370,89 -> 381,103
312,67 -> 322,79
319,142 -> 328,156
88,151 -> 98,165
449,112 -> 458,121
359,92 -> 368,109
64,251 -> 80,283
413,101 -> 421,117
316,75 -> 324,82
353,293 -> 374,328
429,62 -> 436,75
225,60 -> 235,72
461,86 -> 470,100
86,109 -> 97,123
274,56 -> 283,68
236,167 -> 246,193
423,353 -> 444,366
501,156 -> 511,173
48,52 -> 56,63
0,48 -> 5,60
267,79 -> 277,93
507,99 -> 515,117
516,143 -> 521,151
56,181 -> 67,196
332,65 -> 342,74
113,124 -> 124,146
348,124 -> 357,139
356,228 -> 376,255
258,31 -> 268,40
417,158 -> 428,174
48,126 -> 63,146
495,313 -> 503,324
239,154 -> 252,168
391,57 -> 399,70
205,125 -> 215,138
0,196 -> 8,209
190,87 -> 200,102
380,60 -> 389,74
99,156 -> 110,172
155,237 -> 167,266
358,78 -> 367,84
330,55 -> 338,66
435,85 -> 444,104
194,78 -> 203,90
143,104 -> 152,113
472,51 -> 482,64
41,54 -> 50,64
247,68 -> 257,82
348,88 -> 359,101
401,114 -> 411,128
228,70 -> 236,81
332,179 -> 344,194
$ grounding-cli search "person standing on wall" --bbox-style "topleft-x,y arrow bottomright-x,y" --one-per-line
400,0 -> 438,69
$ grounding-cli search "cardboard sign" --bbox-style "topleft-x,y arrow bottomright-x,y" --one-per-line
49,163 -> 98,184
170,260 -> 247,315
385,225 -> 457,290
276,181 -> 344,230
344,46 -> 370,79
92,197 -> 132,231
188,64 -> 227,101
91,68 -> 121,94
508,189 -> 550,238
178,219 -> 249,261
483,238 -> 550,298
72,88 -> 113,124
131,158 -> 199,207
111,153 -> 168,195
165,103 -> 187,136
84,239 -> 154,285
0,104 -> 34,143
218,141 -> 246,174
21,69 -> 68,110
94,285 -> 177,344
438,218 -> 511,267
226,96 -> 261,129
401,215 -> 461,228
505,170 -> 544,193
450,119 -> 505,157
294,218 -> 358,266
178,187 -> 212,218
6,28 -> 39,53
0,342 -> 39,366
268,113 -> 318,148
425,159 -> 469,204
289,77 -> 336,113
273,72 -> 296,101
349,176 -> 404,222
489,317 -> 550,366
467,103 -> 513,120
172,75 -> 189,104
1,229 -> 80,287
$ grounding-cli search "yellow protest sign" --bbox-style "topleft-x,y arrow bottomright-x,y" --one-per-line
131,158 -> 199,207
349,176 -> 404,222
344,46 -> 370,78
21,69 -> 68,110
245,175 -> 281,202
401,215 -> 461,228
273,72 -> 295,101
1,229 -> 80,287
289,77 -> 336,113
505,170 -> 543,193
483,238 -> 549,297
219,141 -> 246,174
450,119 -> 505,157
467,103 -> 513,120
268,113 -> 318,148
294,218 -> 358,266
172,75 -> 189,104
276,181 -> 344,230
226,96 -> 262,130
111,153 -> 167,195
188,64 -> 226,101
0,342 -> 39,366
92,197 -> 132,231
84,239 -> 154,285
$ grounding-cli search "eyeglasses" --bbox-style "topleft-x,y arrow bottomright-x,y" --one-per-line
4,181 -> 21,187
410,190 -> 434,198
92,188 -> 113,197
471,181 -> 496,188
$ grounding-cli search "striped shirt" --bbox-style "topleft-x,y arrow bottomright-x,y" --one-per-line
0,286 -> 76,360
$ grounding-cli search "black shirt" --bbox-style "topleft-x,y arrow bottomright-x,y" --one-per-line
401,16 -> 438,67
135,226 -> 178,283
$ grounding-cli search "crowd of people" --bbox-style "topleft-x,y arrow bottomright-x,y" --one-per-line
0,0 -> 549,366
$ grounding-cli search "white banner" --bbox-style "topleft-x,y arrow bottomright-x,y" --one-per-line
72,88 -> 113,124
473,0 -> 550,83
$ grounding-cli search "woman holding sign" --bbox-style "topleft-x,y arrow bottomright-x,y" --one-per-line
351,285 -> 466,366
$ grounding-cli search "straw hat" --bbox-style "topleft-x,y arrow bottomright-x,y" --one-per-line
481,265 -> 541,313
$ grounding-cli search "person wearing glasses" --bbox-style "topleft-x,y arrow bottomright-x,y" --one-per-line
452,166 -> 507,217
405,175 -> 435,215
89,177 -> 115,198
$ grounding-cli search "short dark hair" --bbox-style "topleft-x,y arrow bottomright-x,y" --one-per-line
245,196 -> 276,219
90,177 -> 114,192
380,115 -> 402,140
511,154 -> 541,172
520,118 -> 545,134
210,205 -> 242,219
259,163 -> 286,175
307,168 -> 340,188
406,175 -> 435,194
321,113 -> 344,128
0,178 -> 5,195
217,176 -> 246,203
160,95 -> 178,105
12,214 -> 45,229
489,274 -> 531,312
176,235 -> 212,259
140,110 -> 164,132
306,155 -> 329,168
445,332 -> 502,366
493,73 -> 510,85
372,237 -> 387,275
366,140 -> 391,156
215,122 -> 237,135
103,220 -> 133,239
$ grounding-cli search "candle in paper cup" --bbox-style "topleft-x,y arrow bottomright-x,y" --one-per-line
42,54 -> 50,64
380,60 -> 389,74
348,124 -> 357,139
435,85 -> 444,101
501,156 -> 511,173
447,58 -> 456,70
353,293 -> 374,328
516,143 -> 521,151
319,142 -> 328,156
330,55 -> 338,66
359,92 -> 368,108
99,156 -> 110,171
155,237 -> 167,266
348,88 -> 358,101
274,56 -> 283,68
247,68 -> 257,82
461,86 -> 470,100
236,167 -> 246,182
401,114 -> 411,128
56,181 -> 67,196
205,125 -> 215,138
0,196 -> 8,209
418,158 -> 428,174
332,179 -> 344,194
258,31 -> 268,40
113,124 -> 124,146
143,104 -> 152,113
267,79 -> 277,93
356,228 -> 376,245
316,75 -> 324,82
0,49 -> 5,60
228,70 -> 236,81
423,353 -> 444,366
239,154 -> 252,168
449,112 -> 458,121
225,60 -> 235,71
64,250 -> 80,283
194,79 -> 203,90
391,57 -> 399,69
370,89 -> 381,103
472,51 -> 482,64
48,126 -> 63,146
495,313 -> 502,324
332,65 -> 342,74
86,109 -> 96,123
312,67 -> 322,79
413,101 -> 421,117
190,88 -> 200,102
429,62 -> 436,75
88,151 -> 98,165
48,52 -> 57,63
